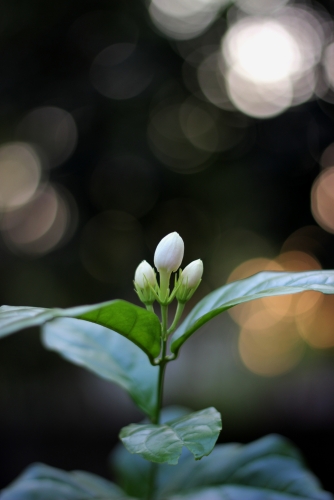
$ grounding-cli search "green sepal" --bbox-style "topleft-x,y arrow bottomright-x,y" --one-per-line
134,278 -> 160,306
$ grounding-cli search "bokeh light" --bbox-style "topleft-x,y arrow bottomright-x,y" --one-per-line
223,19 -> 301,84
227,251 -> 323,376
239,323 -> 305,377
197,51 -> 234,111
0,184 -> 76,255
294,291 -> 323,317
296,295 -> 334,349
311,167 -> 334,234
148,0 -> 228,41
227,258 -> 286,332
16,107 -> 78,168
220,6 -> 326,117
280,225 -> 328,259
180,99 -> 220,152
323,42 -> 334,90
0,142 -> 42,212
277,250 -> 321,272
210,230 -> 275,286
226,68 -> 293,118
235,0 -> 288,15
90,43 -> 154,100
320,142 -> 334,169
148,101 -> 214,173
179,97 -> 247,152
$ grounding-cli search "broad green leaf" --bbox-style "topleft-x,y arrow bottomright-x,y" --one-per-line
113,431 -> 332,500
71,301 -> 161,360
119,407 -> 222,465
171,270 -> 334,354
42,318 -> 159,418
0,299 -> 161,361
158,434 -> 332,500
0,462 -> 133,499
0,306 -> 57,338
111,406 -> 192,498
167,486 -> 332,500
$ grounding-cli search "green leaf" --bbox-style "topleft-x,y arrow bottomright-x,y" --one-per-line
113,430 -> 332,500
158,434 -> 332,500
0,462 -> 133,499
42,318 -> 159,418
71,300 -> 161,360
167,487 -> 332,500
119,407 -> 222,465
111,406 -> 193,498
0,299 -> 161,361
0,306 -> 56,338
171,270 -> 334,354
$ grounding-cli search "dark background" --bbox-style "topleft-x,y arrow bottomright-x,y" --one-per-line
0,0 -> 334,494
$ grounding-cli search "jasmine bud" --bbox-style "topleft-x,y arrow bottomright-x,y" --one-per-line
181,260 -> 203,288
134,261 -> 157,289
154,232 -> 184,274
177,259 -> 203,303
134,261 -> 157,305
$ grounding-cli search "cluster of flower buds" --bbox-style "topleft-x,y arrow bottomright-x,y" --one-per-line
134,232 -> 203,305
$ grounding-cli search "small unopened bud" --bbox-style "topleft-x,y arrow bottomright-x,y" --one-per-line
135,261 -> 157,289
181,260 -> 203,287
176,259 -> 203,303
134,261 -> 157,305
154,232 -> 184,274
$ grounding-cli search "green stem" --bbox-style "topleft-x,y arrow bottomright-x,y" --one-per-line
147,305 -> 169,500
167,301 -> 185,336
159,270 -> 170,302
148,347 -> 167,500
161,304 -> 168,341
154,304 -> 168,423
146,303 -> 155,314
154,343 -> 167,424
147,462 -> 158,500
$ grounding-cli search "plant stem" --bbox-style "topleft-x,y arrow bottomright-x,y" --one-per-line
159,270 -> 170,302
147,304 -> 169,500
146,303 -> 155,314
154,304 -> 168,424
154,343 -> 167,425
147,463 -> 158,500
161,304 -> 168,341
167,301 -> 185,336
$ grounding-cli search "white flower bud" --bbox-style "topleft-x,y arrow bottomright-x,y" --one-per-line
181,259 -> 203,288
134,261 -> 157,289
176,259 -> 203,303
154,232 -> 184,274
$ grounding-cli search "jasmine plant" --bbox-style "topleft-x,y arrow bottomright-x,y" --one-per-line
0,232 -> 333,500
